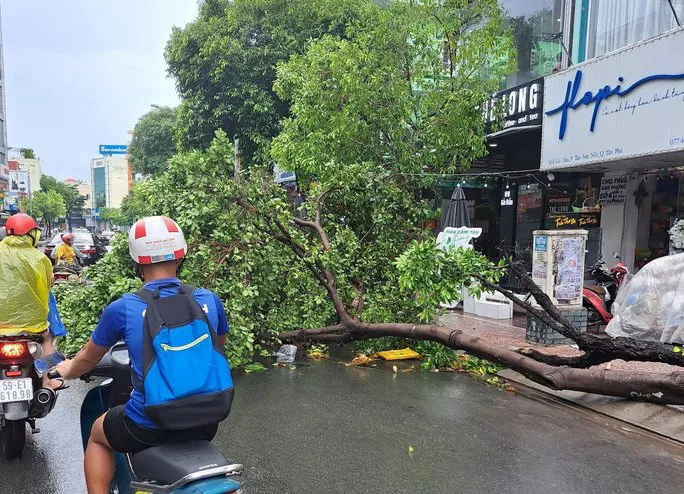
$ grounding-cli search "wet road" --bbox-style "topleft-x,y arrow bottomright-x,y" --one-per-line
2,359 -> 683,493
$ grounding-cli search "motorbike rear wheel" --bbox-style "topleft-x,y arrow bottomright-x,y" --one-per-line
3,420 -> 26,460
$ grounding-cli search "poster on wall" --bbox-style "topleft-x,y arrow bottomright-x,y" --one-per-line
9,171 -> 30,196
599,176 -> 628,205
541,28 -> 684,170
552,236 -> 585,302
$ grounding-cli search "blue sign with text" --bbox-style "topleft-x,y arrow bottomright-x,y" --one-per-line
99,145 -> 128,155
534,235 -> 548,252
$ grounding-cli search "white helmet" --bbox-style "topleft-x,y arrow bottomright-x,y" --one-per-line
128,216 -> 187,265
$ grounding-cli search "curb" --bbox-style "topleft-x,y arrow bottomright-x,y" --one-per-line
498,368 -> 684,445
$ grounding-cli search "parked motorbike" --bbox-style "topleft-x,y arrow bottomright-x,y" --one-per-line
582,253 -> 629,326
0,338 -> 62,459
80,342 -> 243,493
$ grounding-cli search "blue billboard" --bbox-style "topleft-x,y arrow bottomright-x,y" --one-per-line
99,144 -> 128,155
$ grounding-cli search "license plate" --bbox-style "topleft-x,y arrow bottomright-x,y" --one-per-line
0,378 -> 33,403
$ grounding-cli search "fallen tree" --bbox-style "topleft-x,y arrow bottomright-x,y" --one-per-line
238,190 -> 684,405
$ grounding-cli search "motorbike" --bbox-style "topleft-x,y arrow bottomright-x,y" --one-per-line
53,263 -> 83,284
582,253 -> 629,326
80,342 -> 243,493
0,337 -> 61,459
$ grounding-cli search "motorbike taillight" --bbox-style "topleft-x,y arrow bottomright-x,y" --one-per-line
0,342 -> 29,362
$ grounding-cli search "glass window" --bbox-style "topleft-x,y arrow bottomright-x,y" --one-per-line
501,0 -> 565,87
586,0 -> 684,59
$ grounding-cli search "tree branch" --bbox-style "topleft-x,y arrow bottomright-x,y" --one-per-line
280,321 -> 684,405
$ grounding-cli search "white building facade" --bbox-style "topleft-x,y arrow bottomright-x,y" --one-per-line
541,26 -> 684,272
90,156 -> 131,210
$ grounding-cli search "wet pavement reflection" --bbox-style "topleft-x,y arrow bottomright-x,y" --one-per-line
1,359 -> 683,493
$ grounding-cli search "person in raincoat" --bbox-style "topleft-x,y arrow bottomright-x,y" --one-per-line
52,232 -> 83,273
0,214 -> 65,389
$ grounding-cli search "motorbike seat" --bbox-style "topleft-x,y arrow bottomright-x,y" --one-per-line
583,284 -> 606,296
128,440 -> 240,490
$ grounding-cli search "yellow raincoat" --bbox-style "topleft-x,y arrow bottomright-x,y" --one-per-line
0,235 -> 52,334
54,243 -> 76,264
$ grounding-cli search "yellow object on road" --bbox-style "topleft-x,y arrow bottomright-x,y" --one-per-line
376,348 -> 421,361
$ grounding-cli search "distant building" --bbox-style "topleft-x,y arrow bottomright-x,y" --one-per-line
90,156 -> 131,210
9,158 -> 42,193
64,178 -> 91,202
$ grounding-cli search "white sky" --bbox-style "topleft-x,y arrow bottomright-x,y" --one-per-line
2,0 -> 198,181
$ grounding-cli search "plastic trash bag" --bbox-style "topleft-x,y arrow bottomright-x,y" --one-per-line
0,235 -> 53,334
275,344 -> 297,364
606,254 -> 684,344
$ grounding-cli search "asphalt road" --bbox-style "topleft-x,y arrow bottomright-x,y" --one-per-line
2,359 -> 683,494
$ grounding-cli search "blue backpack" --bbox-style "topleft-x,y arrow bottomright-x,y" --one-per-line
133,284 -> 234,430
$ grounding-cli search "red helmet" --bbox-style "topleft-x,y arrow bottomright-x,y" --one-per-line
5,214 -> 40,236
61,233 -> 75,244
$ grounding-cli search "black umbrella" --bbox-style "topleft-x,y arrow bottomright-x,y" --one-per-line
440,186 -> 471,230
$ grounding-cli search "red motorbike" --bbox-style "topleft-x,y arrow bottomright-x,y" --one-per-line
582,254 -> 629,326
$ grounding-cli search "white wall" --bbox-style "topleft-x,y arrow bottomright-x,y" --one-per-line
105,157 -> 130,209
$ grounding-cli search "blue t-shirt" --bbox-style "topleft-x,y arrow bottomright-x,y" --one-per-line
91,278 -> 230,429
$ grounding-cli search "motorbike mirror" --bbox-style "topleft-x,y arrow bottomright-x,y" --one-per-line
34,351 -> 66,376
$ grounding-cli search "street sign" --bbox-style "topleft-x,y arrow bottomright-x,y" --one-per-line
99,145 -> 128,155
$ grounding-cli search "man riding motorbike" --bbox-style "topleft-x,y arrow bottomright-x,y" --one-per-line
0,214 -> 66,390
53,232 -> 84,273
56,216 -> 234,494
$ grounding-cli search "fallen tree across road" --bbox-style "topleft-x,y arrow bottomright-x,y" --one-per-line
238,189 -> 684,406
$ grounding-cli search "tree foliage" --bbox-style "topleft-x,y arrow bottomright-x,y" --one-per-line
129,106 -> 178,175
165,0 -> 374,162
99,207 -> 127,228
272,0 -> 514,178
20,148 -> 36,159
20,190 -> 66,227
39,175 -> 85,217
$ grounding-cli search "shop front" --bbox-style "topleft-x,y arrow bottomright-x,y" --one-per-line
541,27 -> 684,272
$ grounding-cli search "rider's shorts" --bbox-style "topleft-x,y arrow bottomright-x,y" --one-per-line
103,404 -> 219,453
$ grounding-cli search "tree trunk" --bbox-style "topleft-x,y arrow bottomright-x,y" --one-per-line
280,321 -> 684,405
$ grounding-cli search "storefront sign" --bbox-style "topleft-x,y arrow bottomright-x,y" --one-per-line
484,78 -> 543,133
541,28 -> 684,170
437,227 -> 482,252
500,187 -> 514,207
545,212 -> 600,229
599,176 -> 628,205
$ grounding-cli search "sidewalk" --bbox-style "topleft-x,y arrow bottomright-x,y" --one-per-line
440,311 -> 684,444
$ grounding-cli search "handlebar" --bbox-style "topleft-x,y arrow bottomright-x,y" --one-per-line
79,342 -> 130,380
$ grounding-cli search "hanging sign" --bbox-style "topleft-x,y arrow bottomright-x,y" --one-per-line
598,176 -> 628,205
437,227 -> 482,252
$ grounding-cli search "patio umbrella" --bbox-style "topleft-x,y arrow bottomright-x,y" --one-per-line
440,186 -> 471,230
